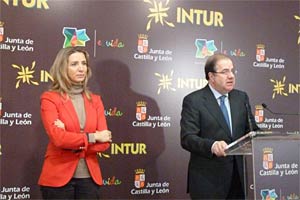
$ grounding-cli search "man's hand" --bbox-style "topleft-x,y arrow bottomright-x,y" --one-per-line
211,141 -> 228,157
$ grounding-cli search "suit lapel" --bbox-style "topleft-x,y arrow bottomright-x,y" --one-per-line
203,86 -> 232,137
228,91 -> 239,138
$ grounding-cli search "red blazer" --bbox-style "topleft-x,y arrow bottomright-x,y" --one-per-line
38,91 -> 110,187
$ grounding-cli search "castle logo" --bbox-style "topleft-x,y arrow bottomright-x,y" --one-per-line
256,44 -> 265,62
262,147 -> 274,170
0,21 -> 4,42
255,105 -> 264,123
134,169 -> 146,189
137,34 -> 148,54
136,101 -> 147,121
0,97 -> 2,117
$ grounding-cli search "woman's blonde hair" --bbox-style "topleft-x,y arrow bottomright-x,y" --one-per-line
49,47 -> 92,99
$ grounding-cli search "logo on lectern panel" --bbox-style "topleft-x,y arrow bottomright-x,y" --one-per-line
262,147 -> 274,170
260,189 -> 278,200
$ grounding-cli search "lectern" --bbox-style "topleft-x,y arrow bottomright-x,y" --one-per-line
225,132 -> 300,200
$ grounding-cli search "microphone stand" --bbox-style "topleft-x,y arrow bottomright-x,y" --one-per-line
262,103 -> 300,116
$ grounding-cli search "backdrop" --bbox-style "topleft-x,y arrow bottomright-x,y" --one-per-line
0,0 -> 299,199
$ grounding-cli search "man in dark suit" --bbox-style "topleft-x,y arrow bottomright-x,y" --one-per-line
180,53 -> 259,199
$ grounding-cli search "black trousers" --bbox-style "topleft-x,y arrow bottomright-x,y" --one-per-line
226,159 -> 245,200
40,178 -> 101,200
190,158 -> 245,200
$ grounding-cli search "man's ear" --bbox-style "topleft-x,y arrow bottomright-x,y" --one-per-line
208,72 -> 214,81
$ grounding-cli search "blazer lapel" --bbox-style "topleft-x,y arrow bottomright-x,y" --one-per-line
62,98 -> 81,131
82,94 -> 95,131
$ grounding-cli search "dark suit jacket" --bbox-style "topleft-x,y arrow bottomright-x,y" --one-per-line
180,84 -> 258,199
38,91 -> 110,187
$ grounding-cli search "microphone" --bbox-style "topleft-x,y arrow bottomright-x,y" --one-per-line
262,103 -> 300,116
225,103 -> 257,152
245,103 -> 254,132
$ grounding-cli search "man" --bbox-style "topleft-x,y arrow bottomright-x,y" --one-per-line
180,53 -> 258,199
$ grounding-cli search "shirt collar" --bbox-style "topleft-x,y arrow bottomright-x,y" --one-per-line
208,84 -> 228,99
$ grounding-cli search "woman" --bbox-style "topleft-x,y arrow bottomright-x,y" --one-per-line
38,47 -> 112,199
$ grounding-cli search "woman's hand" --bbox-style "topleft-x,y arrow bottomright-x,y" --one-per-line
54,119 -> 65,130
94,130 -> 112,143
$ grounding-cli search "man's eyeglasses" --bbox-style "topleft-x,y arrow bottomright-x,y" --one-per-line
212,69 -> 238,75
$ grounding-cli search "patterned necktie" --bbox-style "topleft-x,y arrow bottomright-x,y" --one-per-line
219,95 -> 230,129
